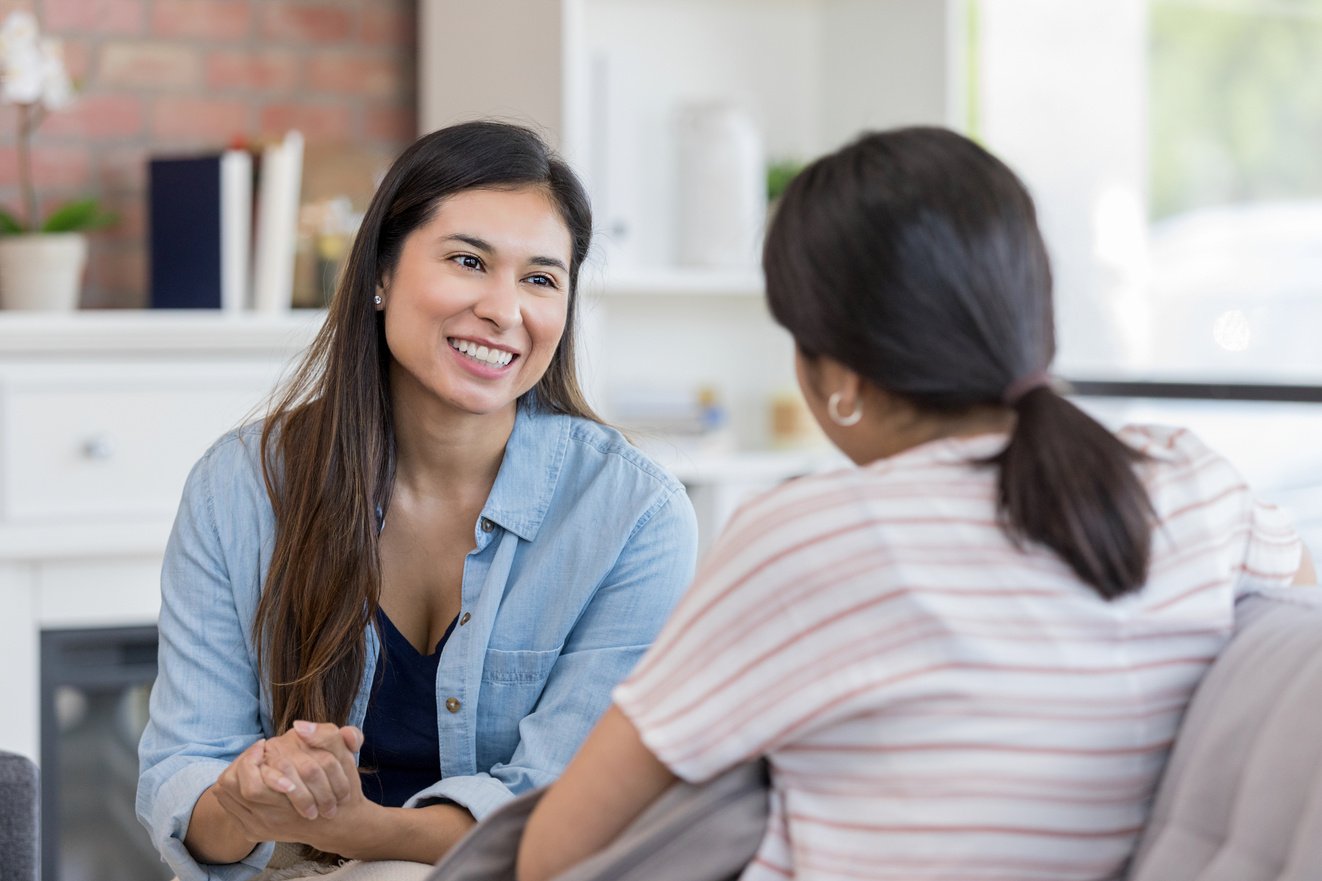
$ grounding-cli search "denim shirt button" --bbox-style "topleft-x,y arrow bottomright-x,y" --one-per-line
459,612 -> 472,626
445,697 -> 461,713
480,518 -> 495,533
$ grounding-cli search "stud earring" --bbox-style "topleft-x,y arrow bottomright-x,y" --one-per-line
373,294 -> 382,305
827,392 -> 862,427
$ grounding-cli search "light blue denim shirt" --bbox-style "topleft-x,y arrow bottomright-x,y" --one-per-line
137,403 -> 698,881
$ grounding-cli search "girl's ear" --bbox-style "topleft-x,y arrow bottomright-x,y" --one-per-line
816,356 -> 864,411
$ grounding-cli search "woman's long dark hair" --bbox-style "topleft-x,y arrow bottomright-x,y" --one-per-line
254,121 -> 598,740
764,126 -> 1151,600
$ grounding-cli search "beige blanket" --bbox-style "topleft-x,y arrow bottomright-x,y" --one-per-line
250,844 -> 434,881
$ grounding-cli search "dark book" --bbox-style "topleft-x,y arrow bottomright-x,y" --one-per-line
147,150 -> 251,310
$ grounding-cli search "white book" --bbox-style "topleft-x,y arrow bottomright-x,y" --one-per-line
219,149 -> 252,312
251,130 -> 304,314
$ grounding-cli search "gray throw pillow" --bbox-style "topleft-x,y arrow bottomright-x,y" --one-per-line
427,761 -> 769,881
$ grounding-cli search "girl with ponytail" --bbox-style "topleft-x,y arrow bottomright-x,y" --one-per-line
518,126 -> 1314,881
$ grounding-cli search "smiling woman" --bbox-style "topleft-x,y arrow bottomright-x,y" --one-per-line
135,121 -> 698,881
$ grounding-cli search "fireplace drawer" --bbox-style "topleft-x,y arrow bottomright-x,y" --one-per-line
0,367 -> 274,524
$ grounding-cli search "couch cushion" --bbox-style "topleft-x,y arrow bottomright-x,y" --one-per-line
0,750 -> 39,881
1128,588 -> 1322,881
425,761 -> 769,881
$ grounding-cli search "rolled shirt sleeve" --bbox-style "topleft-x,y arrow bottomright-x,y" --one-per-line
137,437 -> 276,881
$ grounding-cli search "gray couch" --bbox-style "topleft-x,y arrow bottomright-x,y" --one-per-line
0,748 -> 39,881
1127,588 -> 1322,880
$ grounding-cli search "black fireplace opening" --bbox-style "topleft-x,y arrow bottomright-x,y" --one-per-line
39,626 -> 171,881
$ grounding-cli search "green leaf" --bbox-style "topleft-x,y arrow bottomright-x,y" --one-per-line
40,199 -> 118,233
766,160 -> 805,204
0,208 -> 25,235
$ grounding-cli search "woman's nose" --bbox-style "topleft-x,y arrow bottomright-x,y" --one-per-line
472,275 -> 521,328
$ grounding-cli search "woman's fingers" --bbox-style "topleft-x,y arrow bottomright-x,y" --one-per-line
264,728 -> 356,817
294,720 -> 359,768
264,738 -> 332,818
234,740 -> 278,803
340,725 -> 364,753
290,721 -> 360,800
256,759 -> 313,817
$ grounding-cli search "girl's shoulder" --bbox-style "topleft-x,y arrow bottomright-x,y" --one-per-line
1118,423 -> 1217,465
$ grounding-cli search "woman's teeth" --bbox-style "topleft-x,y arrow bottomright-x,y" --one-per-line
450,338 -> 514,367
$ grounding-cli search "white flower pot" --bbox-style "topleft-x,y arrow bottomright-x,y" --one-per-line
0,232 -> 88,311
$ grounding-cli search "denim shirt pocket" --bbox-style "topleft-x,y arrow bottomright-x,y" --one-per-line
477,645 -> 563,763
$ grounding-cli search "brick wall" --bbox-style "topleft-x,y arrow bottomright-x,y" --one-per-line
0,0 -> 417,308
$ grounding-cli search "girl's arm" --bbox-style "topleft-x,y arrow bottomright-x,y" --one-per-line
516,706 -> 675,881
1293,545 -> 1316,585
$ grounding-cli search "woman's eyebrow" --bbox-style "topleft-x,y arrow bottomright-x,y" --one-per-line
529,255 -> 569,272
443,233 -> 493,253
443,233 -> 568,273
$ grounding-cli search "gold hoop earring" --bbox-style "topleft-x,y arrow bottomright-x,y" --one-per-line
828,392 -> 861,427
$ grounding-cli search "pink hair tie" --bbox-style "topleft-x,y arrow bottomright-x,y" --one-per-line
1002,370 -> 1051,406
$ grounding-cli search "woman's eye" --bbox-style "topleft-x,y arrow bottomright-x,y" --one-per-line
526,273 -> 557,288
453,254 -> 483,270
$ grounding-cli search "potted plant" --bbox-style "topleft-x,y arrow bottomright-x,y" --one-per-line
0,10 -> 114,311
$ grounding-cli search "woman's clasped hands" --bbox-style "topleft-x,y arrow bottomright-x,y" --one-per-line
212,721 -> 368,853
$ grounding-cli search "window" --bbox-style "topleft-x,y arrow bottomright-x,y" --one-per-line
969,0 -> 1322,383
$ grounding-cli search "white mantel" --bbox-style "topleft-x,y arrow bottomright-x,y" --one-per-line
0,309 -> 326,356
0,311 -> 324,760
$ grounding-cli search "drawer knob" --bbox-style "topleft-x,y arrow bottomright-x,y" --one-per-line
81,435 -> 115,461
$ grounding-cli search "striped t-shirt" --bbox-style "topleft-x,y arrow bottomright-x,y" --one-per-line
614,425 -> 1303,881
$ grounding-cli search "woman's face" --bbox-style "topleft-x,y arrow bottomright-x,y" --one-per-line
379,185 -> 573,418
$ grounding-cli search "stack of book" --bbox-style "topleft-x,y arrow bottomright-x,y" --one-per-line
147,131 -> 304,313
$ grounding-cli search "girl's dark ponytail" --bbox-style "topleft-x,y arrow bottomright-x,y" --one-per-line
994,385 -> 1152,599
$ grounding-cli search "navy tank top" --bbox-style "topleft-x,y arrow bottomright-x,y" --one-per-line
359,609 -> 457,807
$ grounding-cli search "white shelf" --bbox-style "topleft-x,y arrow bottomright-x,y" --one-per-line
0,309 -> 326,356
645,445 -> 845,486
584,266 -> 764,298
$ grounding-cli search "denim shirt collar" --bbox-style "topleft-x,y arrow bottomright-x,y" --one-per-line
479,399 -> 571,542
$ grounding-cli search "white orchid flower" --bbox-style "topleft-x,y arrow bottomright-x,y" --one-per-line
0,9 -> 44,106
0,11 -> 72,109
0,10 -> 40,50
1,42 -> 43,104
39,39 -> 71,110
0,10 -> 99,234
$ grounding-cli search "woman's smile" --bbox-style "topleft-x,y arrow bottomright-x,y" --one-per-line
447,336 -> 520,376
